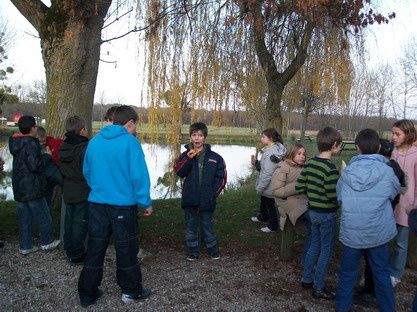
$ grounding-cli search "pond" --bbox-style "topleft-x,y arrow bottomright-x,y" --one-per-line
0,143 -> 256,201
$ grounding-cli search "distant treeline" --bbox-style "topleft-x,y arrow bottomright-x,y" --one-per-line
0,102 -> 408,136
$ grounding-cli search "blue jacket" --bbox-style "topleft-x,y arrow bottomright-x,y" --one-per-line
337,154 -> 400,249
83,125 -> 152,208
174,144 -> 227,211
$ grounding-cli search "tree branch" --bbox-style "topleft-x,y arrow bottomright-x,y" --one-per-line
9,0 -> 48,32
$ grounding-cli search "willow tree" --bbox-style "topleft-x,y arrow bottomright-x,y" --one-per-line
10,0 -> 113,136
139,0 -> 394,135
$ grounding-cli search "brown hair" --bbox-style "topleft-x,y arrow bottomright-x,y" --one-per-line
262,128 -> 283,144
284,143 -> 306,161
316,127 -> 342,152
65,115 -> 86,134
393,119 -> 417,145
113,105 -> 138,126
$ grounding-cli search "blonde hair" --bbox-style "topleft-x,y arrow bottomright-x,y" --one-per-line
393,119 -> 417,145
284,143 -> 305,162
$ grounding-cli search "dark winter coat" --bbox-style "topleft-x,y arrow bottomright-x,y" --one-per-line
174,144 -> 227,212
58,132 -> 90,204
9,134 -> 50,202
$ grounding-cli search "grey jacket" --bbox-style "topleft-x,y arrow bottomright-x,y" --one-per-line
255,143 -> 286,198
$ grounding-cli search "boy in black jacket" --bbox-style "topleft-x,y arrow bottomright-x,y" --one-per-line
9,116 -> 60,255
174,122 -> 227,261
59,116 -> 90,263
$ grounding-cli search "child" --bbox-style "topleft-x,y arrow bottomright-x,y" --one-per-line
359,138 -> 407,298
104,106 -> 119,125
78,106 -> 153,307
296,126 -> 341,300
174,122 -> 227,261
37,126 -> 63,209
9,115 -> 60,255
335,129 -> 400,312
270,143 -> 309,262
390,119 -> 417,287
58,116 -> 90,264
251,128 -> 286,232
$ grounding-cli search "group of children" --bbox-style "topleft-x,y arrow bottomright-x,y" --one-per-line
6,106 -> 417,309
251,121 -> 417,311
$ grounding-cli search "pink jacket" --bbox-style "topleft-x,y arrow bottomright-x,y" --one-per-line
392,145 -> 417,227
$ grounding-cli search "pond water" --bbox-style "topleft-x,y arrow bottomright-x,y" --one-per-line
0,143 -> 256,201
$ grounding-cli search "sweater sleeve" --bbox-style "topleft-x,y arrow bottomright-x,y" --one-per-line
130,140 -> 152,209
295,166 -> 307,194
174,151 -> 193,178
324,165 -> 339,205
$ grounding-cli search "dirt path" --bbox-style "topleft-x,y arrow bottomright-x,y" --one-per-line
0,238 -> 415,311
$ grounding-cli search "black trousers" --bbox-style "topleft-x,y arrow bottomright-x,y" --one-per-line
257,196 -> 278,231
78,203 -> 142,303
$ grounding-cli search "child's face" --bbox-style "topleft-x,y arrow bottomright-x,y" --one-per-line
80,127 -> 88,137
261,134 -> 272,145
293,148 -> 306,165
190,130 -> 205,149
392,127 -> 406,148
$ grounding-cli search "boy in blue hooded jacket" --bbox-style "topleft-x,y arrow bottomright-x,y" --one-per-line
335,129 -> 400,312
78,106 -> 153,307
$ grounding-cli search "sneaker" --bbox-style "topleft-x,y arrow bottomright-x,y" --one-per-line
260,227 -> 276,233
137,248 -> 151,259
312,288 -> 335,300
390,276 -> 400,287
251,216 -> 261,223
186,254 -> 199,262
19,246 -> 39,255
301,281 -> 313,289
80,289 -> 103,308
121,288 -> 152,304
211,252 -> 221,260
41,240 -> 61,251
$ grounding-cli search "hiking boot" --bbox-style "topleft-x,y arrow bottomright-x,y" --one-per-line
80,289 -> 103,308
19,246 -> 39,255
211,252 -> 221,260
301,281 -> 313,289
41,240 -> 61,251
186,254 -> 199,262
260,227 -> 276,233
312,288 -> 335,300
121,288 -> 152,304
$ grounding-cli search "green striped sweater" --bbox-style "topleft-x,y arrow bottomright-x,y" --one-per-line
295,156 -> 339,212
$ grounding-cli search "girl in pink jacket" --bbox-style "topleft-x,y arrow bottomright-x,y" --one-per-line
390,119 -> 417,287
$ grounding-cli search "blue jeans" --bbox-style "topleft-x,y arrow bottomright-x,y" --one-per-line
299,212 -> 311,266
390,224 -> 409,279
78,203 -> 142,303
336,243 -> 394,312
184,207 -> 219,256
301,210 -> 336,290
18,198 -> 54,250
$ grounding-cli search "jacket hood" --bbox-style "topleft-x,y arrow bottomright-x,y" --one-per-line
343,154 -> 388,192
59,133 -> 88,163
9,135 -> 36,156
99,125 -> 129,140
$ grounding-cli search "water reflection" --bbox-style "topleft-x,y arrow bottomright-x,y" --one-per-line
0,143 -> 255,200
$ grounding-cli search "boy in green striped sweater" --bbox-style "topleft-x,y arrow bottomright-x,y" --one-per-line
296,127 -> 342,300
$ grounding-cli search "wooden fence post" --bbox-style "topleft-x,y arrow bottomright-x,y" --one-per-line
280,218 -> 295,261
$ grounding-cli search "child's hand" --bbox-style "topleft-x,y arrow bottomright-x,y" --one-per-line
187,149 -> 198,158
143,206 -> 153,217
45,146 -> 52,156
251,154 -> 256,166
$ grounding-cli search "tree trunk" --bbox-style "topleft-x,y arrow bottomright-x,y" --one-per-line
10,0 -> 112,137
280,218 -> 295,261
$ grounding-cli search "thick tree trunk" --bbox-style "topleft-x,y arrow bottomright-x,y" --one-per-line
249,2 -> 313,134
10,0 -> 112,137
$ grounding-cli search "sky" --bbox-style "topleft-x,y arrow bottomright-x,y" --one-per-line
0,0 -> 417,107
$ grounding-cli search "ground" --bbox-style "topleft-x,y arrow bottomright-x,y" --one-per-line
0,237 -> 416,312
